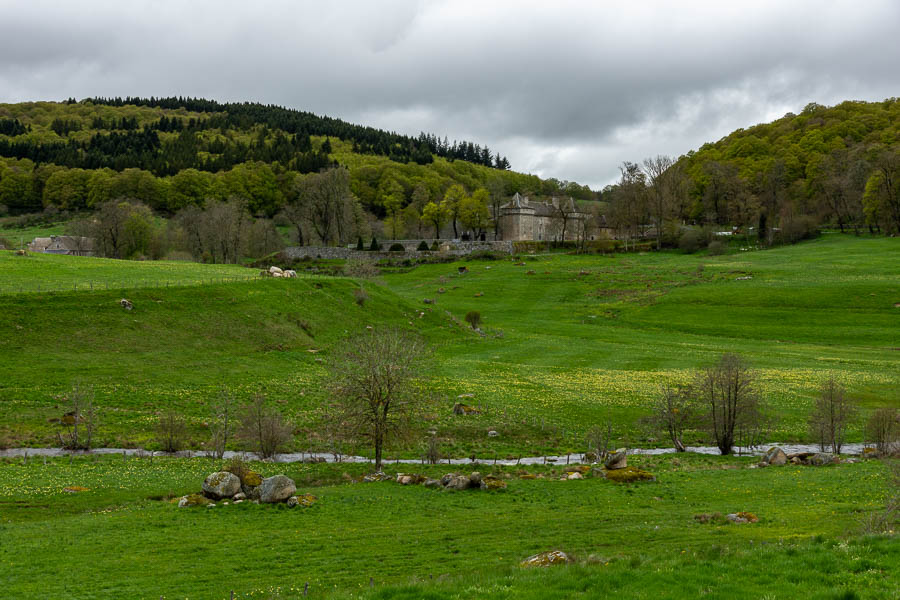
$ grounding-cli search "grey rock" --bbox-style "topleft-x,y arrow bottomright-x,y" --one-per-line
604,448 -> 628,470
202,471 -> 242,499
761,446 -> 787,466
258,474 -> 297,503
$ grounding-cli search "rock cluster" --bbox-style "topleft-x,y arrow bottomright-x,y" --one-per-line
179,471 -> 315,508
758,447 -> 840,467
520,550 -> 573,567
385,471 -> 507,491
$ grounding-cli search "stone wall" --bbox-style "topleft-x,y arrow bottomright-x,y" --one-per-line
283,240 -> 513,261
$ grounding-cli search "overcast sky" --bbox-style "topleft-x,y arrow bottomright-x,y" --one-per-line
1,1 -> 899,188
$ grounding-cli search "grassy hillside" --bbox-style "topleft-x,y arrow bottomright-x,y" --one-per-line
0,234 -> 897,452
0,251 -> 260,293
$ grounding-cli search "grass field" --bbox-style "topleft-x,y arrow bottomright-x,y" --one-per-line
0,453 -> 895,599
0,235 -> 898,454
1,235 -> 898,599
0,251 -> 263,293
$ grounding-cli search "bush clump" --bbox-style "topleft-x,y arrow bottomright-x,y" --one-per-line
417,240 -> 430,251
388,243 -> 405,252
603,466 -> 656,483
353,287 -> 369,306
678,229 -> 705,254
464,311 -> 482,330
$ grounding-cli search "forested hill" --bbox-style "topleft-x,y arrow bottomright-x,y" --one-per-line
676,98 -> 900,233
0,98 -> 591,218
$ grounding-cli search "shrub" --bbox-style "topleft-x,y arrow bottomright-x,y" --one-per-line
464,311 -> 482,329
417,240 -> 430,251
354,287 -> 369,306
430,240 -> 440,251
369,237 -> 381,251
388,243 -> 405,252
678,229 -> 704,253
155,410 -> 187,453
866,407 -> 899,455
0,235 -> 14,250
238,395 -> 293,458
707,240 -> 726,255
778,215 -> 820,244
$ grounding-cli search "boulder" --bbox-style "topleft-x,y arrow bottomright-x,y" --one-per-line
15,249 -> 27,256
469,472 -> 483,486
760,446 -> 787,466
604,448 -> 628,470
480,477 -> 507,491
808,453 -> 837,466
283,270 -> 297,278
258,475 -> 297,503
487,430 -> 499,437
202,471 -> 242,499
362,472 -> 391,483
396,473 -> 426,485
119,298 -> 133,311
268,266 -> 283,275
445,474 -> 473,490
423,478 -> 442,489
520,550 -> 573,567
233,492 -> 246,501
566,472 -> 583,480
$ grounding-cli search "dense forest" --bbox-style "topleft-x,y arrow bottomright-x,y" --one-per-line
3,97 -> 898,262
602,98 -> 900,248
0,99 -> 597,260
0,99 -> 592,220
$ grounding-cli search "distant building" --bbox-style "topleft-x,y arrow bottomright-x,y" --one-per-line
28,235 -> 94,256
497,193 -> 609,242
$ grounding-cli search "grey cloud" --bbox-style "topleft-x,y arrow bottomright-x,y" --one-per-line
1,0 -> 899,187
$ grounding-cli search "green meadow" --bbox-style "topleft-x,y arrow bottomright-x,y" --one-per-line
0,234 -> 896,454
0,454 -> 896,600
0,235 -> 898,599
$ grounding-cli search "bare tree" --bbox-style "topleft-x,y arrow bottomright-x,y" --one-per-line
691,353 -> 765,455
327,328 -> 429,471
643,385 -> 694,452
56,384 -> 98,451
585,410 -> 616,461
642,155 -> 676,250
155,411 -> 188,453
209,387 -> 237,459
808,376 -> 856,453
866,407 -> 900,455
238,395 -> 293,459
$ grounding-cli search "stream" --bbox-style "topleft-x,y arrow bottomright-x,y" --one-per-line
0,442 -> 870,465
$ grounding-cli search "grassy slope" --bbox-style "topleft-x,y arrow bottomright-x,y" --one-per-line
0,251 -> 260,293
0,454 -> 894,599
0,235 -> 897,452
382,235 -> 899,444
